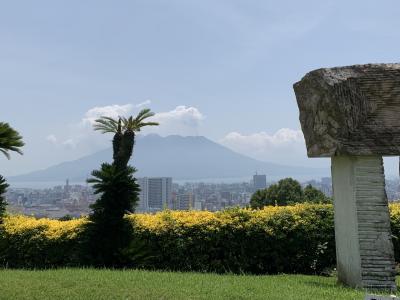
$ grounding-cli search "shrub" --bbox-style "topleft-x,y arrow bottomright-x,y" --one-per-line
390,204 -> 400,263
127,204 -> 335,274
0,215 -> 86,268
1,203 -> 400,274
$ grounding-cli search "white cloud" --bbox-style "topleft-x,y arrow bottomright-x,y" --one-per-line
221,128 -> 304,149
47,104 -> 205,154
220,128 -> 328,167
136,100 -> 152,108
46,134 -> 57,144
62,138 -> 78,149
145,106 -> 205,136
81,104 -> 134,126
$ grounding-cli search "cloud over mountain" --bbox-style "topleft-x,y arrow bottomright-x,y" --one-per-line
147,106 -> 204,136
46,104 -> 205,153
81,104 -> 135,126
220,128 -> 328,167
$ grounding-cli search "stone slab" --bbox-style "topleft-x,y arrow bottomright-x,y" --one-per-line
293,63 -> 400,157
332,155 -> 396,291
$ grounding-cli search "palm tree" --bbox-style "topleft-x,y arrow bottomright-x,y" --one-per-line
94,109 -> 158,169
84,109 -> 158,266
0,122 -> 24,219
0,122 -> 24,159
0,175 -> 9,219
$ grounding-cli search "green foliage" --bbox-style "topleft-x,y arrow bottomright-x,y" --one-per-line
127,204 -> 336,274
0,216 -> 84,268
3,204 -> 400,275
58,214 -> 74,221
0,175 -> 9,220
0,122 -> 23,223
94,109 -> 159,169
249,189 -> 271,208
250,178 -> 331,209
88,164 -> 140,216
267,178 -> 304,205
250,178 -> 304,208
303,184 -> 332,204
86,108 -> 157,267
84,163 -> 140,266
0,122 -> 24,159
93,109 -> 159,135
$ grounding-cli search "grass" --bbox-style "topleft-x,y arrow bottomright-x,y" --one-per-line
0,269 -> 395,300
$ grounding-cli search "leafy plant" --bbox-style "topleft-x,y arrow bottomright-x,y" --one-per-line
85,108 -> 158,267
4,203 -> 400,273
0,122 -> 24,159
0,122 -> 24,221
250,178 -> 330,209
0,176 -> 9,220
303,184 -> 331,204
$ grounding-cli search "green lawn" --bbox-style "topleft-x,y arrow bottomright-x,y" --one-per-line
0,269 -> 395,300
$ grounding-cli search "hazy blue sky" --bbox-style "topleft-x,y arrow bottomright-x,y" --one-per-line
1,0 -> 400,176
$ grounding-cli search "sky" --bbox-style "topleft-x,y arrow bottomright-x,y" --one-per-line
1,0 -> 400,177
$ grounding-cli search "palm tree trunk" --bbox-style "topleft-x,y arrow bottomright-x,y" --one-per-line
113,131 -> 135,170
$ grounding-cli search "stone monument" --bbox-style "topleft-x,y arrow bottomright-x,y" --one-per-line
293,64 -> 400,291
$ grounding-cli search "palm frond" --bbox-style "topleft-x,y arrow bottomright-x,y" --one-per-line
138,122 -> 159,128
0,149 -> 10,160
93,116 -> 120,134
135,109 -> 155,123
0,175 -> 9,193
0,122 -> 24,159
118,109 -> 158,132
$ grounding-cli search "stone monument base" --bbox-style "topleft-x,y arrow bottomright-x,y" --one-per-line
332,156 -> 396,291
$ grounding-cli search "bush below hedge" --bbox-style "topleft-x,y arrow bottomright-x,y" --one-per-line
1,203 -> 399,274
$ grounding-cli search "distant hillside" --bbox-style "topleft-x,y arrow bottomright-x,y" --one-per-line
8,134 -> 329,182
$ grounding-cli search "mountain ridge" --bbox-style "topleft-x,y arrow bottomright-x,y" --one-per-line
8,134 -> 329,182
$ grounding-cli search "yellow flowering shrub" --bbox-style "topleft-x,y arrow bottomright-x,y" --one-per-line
390,203 -> 400,262
0,215 -> 87,268
126,204 -> 336,274
1,203 -> 399,273
3,215 -> 86,239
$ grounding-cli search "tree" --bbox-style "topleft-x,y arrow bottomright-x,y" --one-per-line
250,178 -> 303,208
0,122 -> 24,220
0,122 -> 24,159
85,109 -> 158,266
266,178 -> 304,206
250,178 -> 331,209
94,109 -> 159,170
0,176 -> 9,220
303,184 -> 331,204
250,189 -> 272,209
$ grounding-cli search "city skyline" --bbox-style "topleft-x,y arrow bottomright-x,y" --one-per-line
6,174 -> 335,218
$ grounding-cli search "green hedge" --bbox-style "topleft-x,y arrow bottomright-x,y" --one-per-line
0,204 -> 399,274
0,216 -> 84,268
126,204 -> 335,274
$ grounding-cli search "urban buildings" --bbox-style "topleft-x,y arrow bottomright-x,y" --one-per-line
5,180 -> 97,219
175,193 -> 195,210
253,174 -> 267,191
137,177 -> 173,212
6,175 -> 371,218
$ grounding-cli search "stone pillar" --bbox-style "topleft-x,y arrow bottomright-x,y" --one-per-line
332,155 -> 396,290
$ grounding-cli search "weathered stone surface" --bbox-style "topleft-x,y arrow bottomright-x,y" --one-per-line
332,156 -> 396,291
293,63 -> 400,157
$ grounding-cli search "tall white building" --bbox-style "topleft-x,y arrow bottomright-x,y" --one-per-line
137,177 -> 172,212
